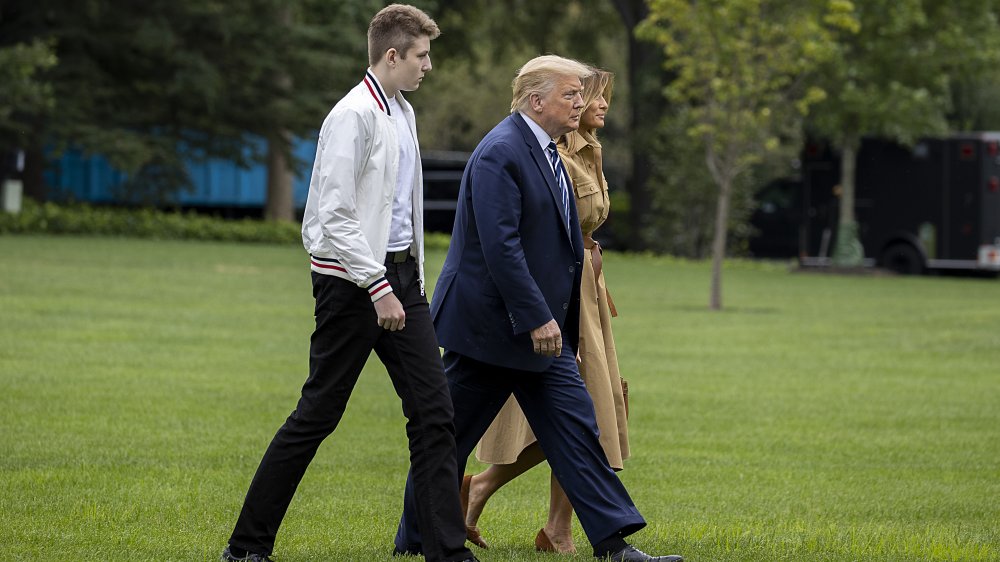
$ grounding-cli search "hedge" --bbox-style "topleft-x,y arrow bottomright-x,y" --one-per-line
0,200 -> 452,250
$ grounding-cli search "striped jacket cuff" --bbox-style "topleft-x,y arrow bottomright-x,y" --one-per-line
310,255 -> 392,302
367,277 -> 393,302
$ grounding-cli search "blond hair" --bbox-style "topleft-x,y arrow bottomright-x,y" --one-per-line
510,55 -> 593,114
368,4 -> 440,67
580,68 -> 614,135
582,68 -> 614,112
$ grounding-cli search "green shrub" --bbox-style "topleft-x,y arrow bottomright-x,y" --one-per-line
0,200 -> 453,250
0,200 -> 301,243
424,230 -> 451,252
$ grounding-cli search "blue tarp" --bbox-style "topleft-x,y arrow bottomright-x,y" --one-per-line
44,137 -> 318,209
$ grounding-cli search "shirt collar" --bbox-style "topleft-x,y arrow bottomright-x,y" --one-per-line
562,129 -> 600,155
518,111 -> 556,152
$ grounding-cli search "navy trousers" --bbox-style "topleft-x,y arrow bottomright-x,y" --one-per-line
228,257 -> 472,562
394,345 -> 646,553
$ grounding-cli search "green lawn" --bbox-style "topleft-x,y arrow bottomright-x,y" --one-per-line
1,235 -> 998,561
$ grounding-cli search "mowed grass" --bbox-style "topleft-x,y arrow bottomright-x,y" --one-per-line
1,235 -> 998,561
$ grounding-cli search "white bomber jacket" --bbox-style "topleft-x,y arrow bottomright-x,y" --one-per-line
302,70 -> 425,302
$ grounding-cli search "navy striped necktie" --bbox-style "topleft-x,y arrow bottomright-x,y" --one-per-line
546,141 -> 571,229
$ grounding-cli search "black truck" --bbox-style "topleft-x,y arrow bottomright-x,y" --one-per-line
750,133 -> 1000,274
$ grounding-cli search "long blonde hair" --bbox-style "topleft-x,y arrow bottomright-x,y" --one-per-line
580,68 -> 614,136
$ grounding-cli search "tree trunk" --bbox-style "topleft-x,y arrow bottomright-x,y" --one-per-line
710,175 -> 732,311
263,4 -> 295,223
832,134 -> 864,266
611,0 -> 668,251
265,131 -> 295,222
22,147 -> 46,202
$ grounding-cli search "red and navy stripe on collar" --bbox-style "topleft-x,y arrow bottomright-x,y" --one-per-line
363,70 -> 391,116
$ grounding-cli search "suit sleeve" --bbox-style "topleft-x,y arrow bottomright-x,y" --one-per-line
471,142 -> 553,334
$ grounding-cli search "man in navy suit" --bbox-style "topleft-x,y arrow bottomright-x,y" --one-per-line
394,55 -> 683,562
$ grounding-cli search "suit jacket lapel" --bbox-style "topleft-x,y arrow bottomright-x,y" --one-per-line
510,114 -> 574,244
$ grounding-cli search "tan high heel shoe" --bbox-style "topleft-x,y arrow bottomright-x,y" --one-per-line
460,475 -> 489,549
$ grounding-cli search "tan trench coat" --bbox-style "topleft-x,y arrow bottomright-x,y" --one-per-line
475,129 -> 630,469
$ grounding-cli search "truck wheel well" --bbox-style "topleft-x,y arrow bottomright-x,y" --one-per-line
879,241 -> 925,275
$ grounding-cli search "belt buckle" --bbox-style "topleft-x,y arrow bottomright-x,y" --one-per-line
391,249 -> 409,263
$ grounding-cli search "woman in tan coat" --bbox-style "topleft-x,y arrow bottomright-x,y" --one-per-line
462,68 -> 627,555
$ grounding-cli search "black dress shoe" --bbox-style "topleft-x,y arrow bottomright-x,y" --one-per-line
605,545 -> 684,562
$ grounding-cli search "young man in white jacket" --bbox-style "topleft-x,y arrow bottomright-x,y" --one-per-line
221,5 -> 478,562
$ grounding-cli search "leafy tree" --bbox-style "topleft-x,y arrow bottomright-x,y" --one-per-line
639,0 -> 856,310
606,0 -> 675,251
0,0 -> 374,219
420,0 -> 669,252
808,0 -> 1000,266
415,0 -> 643,250
951,67 -> 1000,132
213,0 -> 379,221
3,1 -> 239,201
643,108 -> 767,259
416,0 -> 628,152
0,39 -> 56,154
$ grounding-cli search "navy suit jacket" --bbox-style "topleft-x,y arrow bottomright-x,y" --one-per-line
431,113 -> 585,372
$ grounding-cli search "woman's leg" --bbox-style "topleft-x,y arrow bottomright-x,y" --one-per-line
539,472 -> 576,553
466,441 -> 546,528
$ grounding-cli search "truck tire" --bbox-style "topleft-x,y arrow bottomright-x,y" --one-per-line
880,243 -> 924,275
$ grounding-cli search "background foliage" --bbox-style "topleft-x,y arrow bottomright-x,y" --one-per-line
805,0 -> 1000,264
638,0 -> 856,308
2,0 -> 1000,255
0,0 -> 374,201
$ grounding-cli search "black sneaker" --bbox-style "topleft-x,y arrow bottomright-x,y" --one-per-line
220,546 -> 275,562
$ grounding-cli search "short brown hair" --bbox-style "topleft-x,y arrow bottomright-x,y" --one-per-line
510,55 -> 592,114
368,4 -> 440,67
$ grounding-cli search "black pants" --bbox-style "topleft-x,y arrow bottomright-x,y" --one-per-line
229,257 -> 473,562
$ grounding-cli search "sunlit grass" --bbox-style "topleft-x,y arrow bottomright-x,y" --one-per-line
1,236 -> 998,560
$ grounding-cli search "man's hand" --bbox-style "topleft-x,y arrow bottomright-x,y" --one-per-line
374,293 -> 405,331
530,319 -> 562,356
